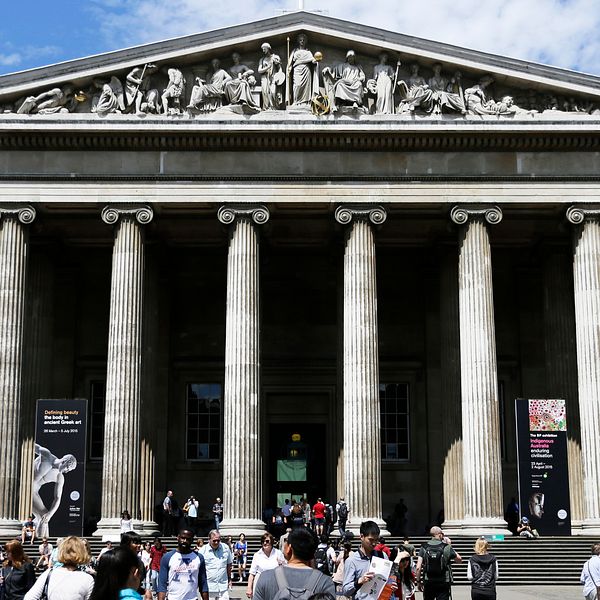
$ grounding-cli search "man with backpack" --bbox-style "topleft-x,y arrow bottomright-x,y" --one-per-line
336,498 -> 349,536
314,535 -> 335,576
253,527 -> 335,600
415,526 -> 462,600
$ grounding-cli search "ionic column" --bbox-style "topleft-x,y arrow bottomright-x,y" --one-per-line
95,205 -> 153,537
566,206 -> 600,534
0,206 -> 36,534
335,205 -> 388,533
450,206 -> 508,534
218,205 -> 269,536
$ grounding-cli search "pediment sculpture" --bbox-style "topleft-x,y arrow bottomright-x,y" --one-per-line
1,33 -> 599,120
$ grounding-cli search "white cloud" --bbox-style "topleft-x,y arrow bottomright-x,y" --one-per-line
0,53 -> 21,67
87,0 -> 600,75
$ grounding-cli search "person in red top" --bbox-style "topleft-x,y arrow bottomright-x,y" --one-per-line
149,537 -> 168,595
374,536 -> 391,558
313,498 -> 326,536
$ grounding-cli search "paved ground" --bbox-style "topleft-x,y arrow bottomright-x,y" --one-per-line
229,583 -> 583,599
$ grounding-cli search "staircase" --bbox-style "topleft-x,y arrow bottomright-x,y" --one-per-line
4,534 -> 592,586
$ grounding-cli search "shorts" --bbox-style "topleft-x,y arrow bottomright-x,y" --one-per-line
315,518 -> 325,525
423,582 -> 451,600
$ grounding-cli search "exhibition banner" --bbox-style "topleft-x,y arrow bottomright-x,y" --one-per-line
515,398 -> 571,535
33,399 -> 87,537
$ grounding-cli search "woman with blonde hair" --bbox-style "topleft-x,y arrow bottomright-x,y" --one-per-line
467,538 -> 498,600
24,536 -> 94,600
1,540 -> 35,599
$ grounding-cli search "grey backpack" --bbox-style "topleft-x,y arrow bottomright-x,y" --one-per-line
272,567 -> 323,600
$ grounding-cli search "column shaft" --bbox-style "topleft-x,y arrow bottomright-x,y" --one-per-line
453,207 -> 507,533
219,207 -> 267,536
570,216 -> 600,532
335,205 -> 387,532
96,206 -> 152,535
0,213 -> 31,532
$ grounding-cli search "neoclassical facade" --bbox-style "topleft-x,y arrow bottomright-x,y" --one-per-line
1,12 -> 600,537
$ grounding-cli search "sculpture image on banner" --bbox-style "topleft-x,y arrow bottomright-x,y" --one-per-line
33,399 -> 87,537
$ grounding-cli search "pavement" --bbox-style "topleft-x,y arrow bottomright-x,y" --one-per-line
228,583 -> 584,600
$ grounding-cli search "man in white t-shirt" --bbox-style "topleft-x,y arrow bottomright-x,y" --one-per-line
36,537 -> 53,569
581,543 -> 600,600
158,529 -> 209,600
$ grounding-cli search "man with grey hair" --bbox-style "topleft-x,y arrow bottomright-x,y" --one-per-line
415,526 -> 462,600
199,529 -> 233,600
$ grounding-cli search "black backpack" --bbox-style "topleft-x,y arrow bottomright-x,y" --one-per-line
314,546 -> 331,575
338,503 -> 348,519
423,542 -> 447,581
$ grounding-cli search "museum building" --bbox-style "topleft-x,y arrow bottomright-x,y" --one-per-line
0,11 -> 600,537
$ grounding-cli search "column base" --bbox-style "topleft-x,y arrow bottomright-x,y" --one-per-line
570,519 -> 584,535
449,517 -> 511,536
218,518 -> 266,537
93,518 -> 151,540
574,520 -> 600,535
0,518 -> 23,536
346,518 -> 390,537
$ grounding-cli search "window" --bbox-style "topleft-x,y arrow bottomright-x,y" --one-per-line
380,383 -> 410,461
89,380 -> 106,460
186,383 -> 222,460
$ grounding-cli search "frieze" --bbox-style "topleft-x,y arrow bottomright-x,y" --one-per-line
1,33 -> 599,122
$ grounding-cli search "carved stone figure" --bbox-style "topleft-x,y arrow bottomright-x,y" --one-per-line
464,76 -> 531,115
17,85 -> 75,114
92,76 -> 125,116
397,63 -> 433,113
287,33 -> 319,106
322,50 -> 366,112
187,59 -> 231,113
125,64 -> 159,114
161,68 -> 185,115
428,64 -> 465,115
224,53 -> 260,109
372,52 -> 397,114
257,42 -> 284,110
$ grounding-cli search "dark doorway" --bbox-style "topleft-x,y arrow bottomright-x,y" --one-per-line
268,423 -> 327,508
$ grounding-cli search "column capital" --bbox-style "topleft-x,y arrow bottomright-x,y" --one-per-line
101,205 -> 153,226
0,205 -> 36,225
566,205 -> 600,225
334,205 -> 387,226
450,205 -> 502,226
217,205 -> 270,226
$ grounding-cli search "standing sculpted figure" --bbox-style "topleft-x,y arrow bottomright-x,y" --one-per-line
125,64 -> 159,114
161,68 -> 185,114
287,33 -> 319,106
32,443 -> 77,537
322,50 -> 366,112
257,42 -> 284,110
372,52 -> 396,114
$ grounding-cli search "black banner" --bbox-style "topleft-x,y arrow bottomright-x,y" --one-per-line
515,398 -> 571,535
33,399 -> 87,537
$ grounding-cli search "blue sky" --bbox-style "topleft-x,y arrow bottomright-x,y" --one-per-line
2,0 -> 600,76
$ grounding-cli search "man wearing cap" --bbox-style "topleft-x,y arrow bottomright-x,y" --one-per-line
517,516 -> 537,538
415,526 -> 462,600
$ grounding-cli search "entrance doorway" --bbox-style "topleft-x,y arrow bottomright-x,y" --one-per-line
268,423 -> 327,508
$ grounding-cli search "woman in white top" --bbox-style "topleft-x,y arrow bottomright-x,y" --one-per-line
120,511 -> 133,533
24,536 -> 94,600
139,541 -> 152,591
245,533 -> 285,598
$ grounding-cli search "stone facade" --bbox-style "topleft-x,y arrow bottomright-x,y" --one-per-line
0,13 -> 599,536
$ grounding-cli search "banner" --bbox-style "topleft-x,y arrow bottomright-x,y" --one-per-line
33,399 -> 87,537
515,398 -> 571,535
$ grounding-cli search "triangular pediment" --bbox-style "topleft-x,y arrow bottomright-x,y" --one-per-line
1,11 -> 600,121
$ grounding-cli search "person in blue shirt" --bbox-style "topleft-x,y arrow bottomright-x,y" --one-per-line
158,529 -> 209,600
90,546 -> 142,600
199,529 -> 234,599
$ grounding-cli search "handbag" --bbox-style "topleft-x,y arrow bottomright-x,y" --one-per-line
40,569 -> 51,600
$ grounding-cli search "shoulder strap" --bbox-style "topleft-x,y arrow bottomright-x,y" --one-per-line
42,569 -> 52,597
305,569 -> 322,594
274,566 -> 289,590
588,559 -> 599,587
